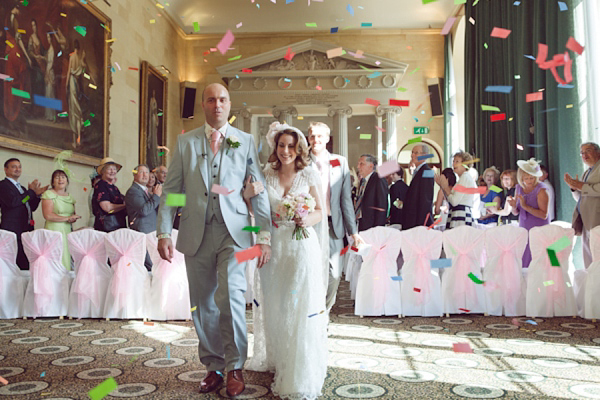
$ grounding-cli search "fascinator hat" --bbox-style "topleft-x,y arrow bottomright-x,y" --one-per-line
266,121 -> 309,151
516,157 -> 543,177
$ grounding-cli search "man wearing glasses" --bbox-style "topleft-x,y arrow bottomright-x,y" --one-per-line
402,143 -> 434,230
564,142 -> 600,268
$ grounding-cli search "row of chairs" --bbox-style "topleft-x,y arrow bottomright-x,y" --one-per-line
0,228 -> 191,320
345,223 -> 599,318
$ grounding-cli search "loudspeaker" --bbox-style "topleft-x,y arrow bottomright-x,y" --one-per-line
180,81 -> 197,119
427,78 -> 444,117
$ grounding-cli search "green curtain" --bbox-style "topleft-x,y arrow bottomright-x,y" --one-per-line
465,0 -> 582,223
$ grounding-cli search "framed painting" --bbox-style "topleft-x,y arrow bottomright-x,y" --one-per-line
0,0 -> 111,165
139,61 -> 167,172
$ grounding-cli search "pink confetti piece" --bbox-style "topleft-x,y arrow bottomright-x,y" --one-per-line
235,245 -> 262,263
453,343 -> 473,353
377,160 -> 401,178
114,62 -> 121,71
217,30 -> 235,55
375,126 -> 386,132
566,37 -> 584,55
326,47 -> 344,58
236,22 -> 243,29
211,184 -> 235,195
490,27 -> 511,38
526,91 -> 544,102
316,85 -> 322,90
365,98 -> 380,107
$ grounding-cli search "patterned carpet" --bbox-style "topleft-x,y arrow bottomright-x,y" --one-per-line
2,280 -> 600,399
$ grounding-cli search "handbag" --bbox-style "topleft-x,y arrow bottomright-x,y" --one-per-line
99,211 -> 125,232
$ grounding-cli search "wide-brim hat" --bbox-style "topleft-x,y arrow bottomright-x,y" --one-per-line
96,157 -> 123,175
516,158 -> 543,177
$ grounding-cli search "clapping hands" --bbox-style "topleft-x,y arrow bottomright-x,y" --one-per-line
28,179 -> 49,196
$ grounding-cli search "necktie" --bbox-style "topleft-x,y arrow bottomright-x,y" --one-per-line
354,178 -> 367,218
210,130 -> 221,155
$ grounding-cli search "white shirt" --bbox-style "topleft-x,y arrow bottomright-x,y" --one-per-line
413,162 -> 426,175
204,123 -> 229,141
135,182 -> 149,194
313,151 -> 331,216
6,177 -> 22,193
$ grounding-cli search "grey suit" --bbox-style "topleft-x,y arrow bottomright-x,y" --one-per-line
571,159 -> 600,268
126,183 -> 160,270
311,152 -> 357,312
157,124 -> 271,372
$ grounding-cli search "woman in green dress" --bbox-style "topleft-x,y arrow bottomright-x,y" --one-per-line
41,170 -> 81,270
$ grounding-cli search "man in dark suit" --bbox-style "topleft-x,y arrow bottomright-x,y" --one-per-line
402,144 -> 434,230
0,158 -> 47,269
354,154 -> 389,231
125,164 -> 162,270
389,165 -> 409,225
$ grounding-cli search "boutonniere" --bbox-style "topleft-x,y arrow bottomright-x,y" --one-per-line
226,135 -> 241,155
393,199 -> 403,209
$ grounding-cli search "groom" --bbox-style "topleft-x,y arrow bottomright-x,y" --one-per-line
157,83 -> 272,396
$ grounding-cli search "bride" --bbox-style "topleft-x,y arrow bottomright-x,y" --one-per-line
244,122 -> 329,399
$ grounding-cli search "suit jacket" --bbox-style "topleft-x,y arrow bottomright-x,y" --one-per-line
389,179 -> 409,225
572,159 -> 600,235
0,178 -> 40,234
402,164 -> 434,230
357,172 -> 389,231
156,124 -> 271,255
310,152 -> 357,240
125,183 -> 160,234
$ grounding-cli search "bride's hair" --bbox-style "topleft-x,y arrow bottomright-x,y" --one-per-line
268,129 -> 309,171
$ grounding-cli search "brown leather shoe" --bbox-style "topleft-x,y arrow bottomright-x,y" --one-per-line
199,371 -> 223,393
226,369 -> 245,397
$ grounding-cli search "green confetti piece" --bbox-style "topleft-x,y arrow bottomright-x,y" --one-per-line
157,112 -> 163,117
361,22 -> 372,27
165,193 -> 186,207
427,117 -> 434,123
473,0 -> 480,4
242,226 -> 261,233
58,112 -> 68,117
305,22 -> 317,27
407,137 -> 422,145
228,55 -> 242,61
22,0 -> 29,5
546,248 -> 560,267
397,87 -> 408,92
90,113 -> 95,117
359,134 -> 372,140
514,75 -> 521,80
484,42 -> 488,49
410,67 -> 420,75
454,0 -> 467,3
89,377 -> 117,400
193,21 -> 200,32
22,195 -> 30,203
158,152 -> 165,157
83,119 -> 91,127
11,88 -> 30,99
422,0 -> 438,3
341,50 -> 346,55
468,272 -> 485,284
359,65 -> 373,72
548,236 -> 571,253
481,105 -> 501,112
74,26 -> 87,37
484,202 -> 497,207
543,280 -> 555,286
489,185 -> 503,193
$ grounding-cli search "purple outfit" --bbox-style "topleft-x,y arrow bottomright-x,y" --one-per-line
516,183 -> 550,267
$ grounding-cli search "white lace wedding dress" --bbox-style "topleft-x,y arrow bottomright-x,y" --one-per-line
247,165 -> 328,400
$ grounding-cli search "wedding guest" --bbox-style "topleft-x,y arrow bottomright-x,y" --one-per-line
402,144 -> 434,229
41,169 -> 81,270
155,165 -> 168,184
564,142 -> 600,268
389,165 -> 409,226
435,151 -> 477,229
146,171 -> 157,191
0,158 -> 47,269
478,166 -> 503,227
92,157 -> 126,232
354,154 -> 389,231
494,169 -> 519,226
540,164 -> 555,222
434,167 -> 456,230
87,170 -> 101,227
507,158 -> 549,268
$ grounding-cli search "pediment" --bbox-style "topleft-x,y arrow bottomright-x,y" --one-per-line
216,39 -> 408,77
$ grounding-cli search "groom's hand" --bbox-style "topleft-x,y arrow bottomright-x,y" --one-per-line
158,238 -> 173,263
257,244 -> 271,268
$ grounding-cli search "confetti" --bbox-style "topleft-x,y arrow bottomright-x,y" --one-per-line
330,27 -> 338,33
526,92 -> 544,102
330,159 -> 341,167
484,202 -> 498,207
453,185 -> 486,195
430,258 -> 452,268
407,137 -> 422,145
211,184 -> 234,195
359,134 -> 372,140
489,185 -> 503,193
413,288 -> 421,292
543,280 -> 555,286
468,272 -> 485,284
516,144 -> 524,150
305,22 -> 317,27
193,22 -> 200,32
546,249 -> 560,266
566,37 -> 584,55
490,113 -> 506,122
390,99 -> 410,107
74,26 -> 87,37
459,308 -> 470,312
11,88 -> 30,99
365,98 -> 380,107
558,1 -> 568,11
481,105 -> 501,112
485,86 -> 513,93
340,246 -> 349,256
453,343 -> 473,353
490,27 -> 511,38
253,299 -> 259,307
165,193 -> 186,207
22,195 -> 30,204
391,276 -> 403,281
89,378 -> 118,400
242,226 -> 261,233
361,22 -> 372,27
0,376 -> 8,385
228,55 -> 242,61
418,154 -> 434,161
89,83 -> 97,90
190,306 -> 197,312
346,4 -> 354,16
144,321 -> 154,326
377,160 -> 400,178
525,320 -> 538,325
235,245 -> 262,263
217,30 -> 234,55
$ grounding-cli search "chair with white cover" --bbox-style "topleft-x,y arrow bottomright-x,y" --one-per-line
354,227 -> 402,317
526,224 -> 577,317
400,227 -> 443,317
483,225 -> 528,316
0,230 -> 27,318
67,229 -> 111,319
146,230 -> 191,320
22,229 -> 71,317
441,226 -> 487,315
103,229 -> 150,319
583,226 -> 600,319
345,235 -> 363,300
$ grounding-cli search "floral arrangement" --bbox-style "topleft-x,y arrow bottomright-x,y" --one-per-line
276,193 -> 316,240
226,135 -> 240,154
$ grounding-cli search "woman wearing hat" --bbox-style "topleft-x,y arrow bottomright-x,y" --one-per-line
92,157 -> 127,232
507,158 -> 550,267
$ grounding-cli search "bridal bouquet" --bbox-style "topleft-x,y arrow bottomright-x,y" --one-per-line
276,193 -> 317,240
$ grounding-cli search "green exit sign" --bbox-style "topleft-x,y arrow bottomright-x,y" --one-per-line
414,126 -> 430,135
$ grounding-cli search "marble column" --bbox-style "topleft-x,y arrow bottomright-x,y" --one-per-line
327,105 -> 353,158
376,105 -> 402,161
272,106 -> 298,125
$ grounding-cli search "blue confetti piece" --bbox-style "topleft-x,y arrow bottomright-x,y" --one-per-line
524,54 -> 536,60
430,258 -> 452,268
33,95 -> 63,111
247,158 -> 253,165
330,27 -> 339,34
417,154 -> 434,161
525,319 -> 538,325
391,276 -> 403,281
485,86 -> 513,94
448,112 -> 455,116
539,108 -> 558,114
513,0 -> 520,5
308,312 -> 318,318
367,71 -> 381,79
286,0 -> 294,3
258,141 -> 263,153
361,22 -> 372,27
413,117 -> 419,123
422,169 -> 435,178
40,371 -> 46,377
253,299 -> 259,307
558,1 -> 567,11
382,150 -> 387,155
346,4 -> 354,16
558,84 -> 574,89
526,144 -> 546,148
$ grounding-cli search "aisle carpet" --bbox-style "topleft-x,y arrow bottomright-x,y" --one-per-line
2,280 -> 600,399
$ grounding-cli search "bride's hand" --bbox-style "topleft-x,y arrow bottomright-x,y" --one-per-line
294,215 -> 307,227
257,244 -> 271,268
243,176 -> 264,201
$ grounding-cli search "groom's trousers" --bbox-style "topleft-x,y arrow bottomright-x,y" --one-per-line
325,217 -> 345,312
185,219 -> 248,372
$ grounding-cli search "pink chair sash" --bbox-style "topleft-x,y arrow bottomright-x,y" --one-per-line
154,253 -> 186,311
446,237 -> 483,306
487,236 -> 522,302
29,234 -> 61,316
109,236 -> 145,312
0,237 -> 17,288
362,244 -> 394,310
71,239 -> 106,318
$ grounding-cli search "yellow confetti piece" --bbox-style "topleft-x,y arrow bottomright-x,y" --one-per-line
132,170 -> 138,174
89,83 -> 97,90
60,13 -> 67,17
156,2 -> 164,8
84,73 -> 91,79
17,29 -> 26,34
190,306 -> 197,312
228,115 -> 236,124
150,19 -> 156,24
5,40 -> 14,49
297,116 -> 304,120
566,104 -> 573,108
509,117 -> 514,121
106,38 -> 116,43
